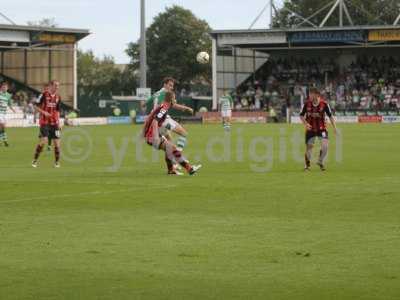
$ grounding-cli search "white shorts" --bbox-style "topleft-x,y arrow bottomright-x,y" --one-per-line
0,115 -> 6,124
160,115 -> 179,135
221,110 -> 232,118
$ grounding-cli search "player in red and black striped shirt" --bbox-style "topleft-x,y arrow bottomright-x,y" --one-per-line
143,91 -> 201,175
32,80 -> 62,168
300,87 -> 337,171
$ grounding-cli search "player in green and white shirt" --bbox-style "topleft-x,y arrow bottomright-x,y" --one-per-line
219,90 -> 233,131
146,77 -> 191,152
0,82 -> 15,146
146,88 -> 166,114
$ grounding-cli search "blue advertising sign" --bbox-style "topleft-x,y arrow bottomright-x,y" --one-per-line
107,116 -> 132,125
135,115 -> 147,124
289,30 -> 364,43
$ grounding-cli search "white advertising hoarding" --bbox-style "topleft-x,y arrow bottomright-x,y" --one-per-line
218,32 -> 286,46
0,30 -> 30,43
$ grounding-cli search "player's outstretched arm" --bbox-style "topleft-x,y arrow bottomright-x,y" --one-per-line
8,97 -> 16,113
329,116 -> 338,135
325,103 -> 337,135
172,103 -> 193,114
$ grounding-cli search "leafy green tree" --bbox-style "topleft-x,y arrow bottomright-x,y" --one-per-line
273,0 -> 399,28
77,50 -> 137,97
126,5 -> 212,91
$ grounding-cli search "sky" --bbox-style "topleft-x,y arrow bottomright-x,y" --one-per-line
3,0 -> 280,63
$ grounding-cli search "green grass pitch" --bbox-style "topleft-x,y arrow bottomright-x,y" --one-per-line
0,123 -> 399,300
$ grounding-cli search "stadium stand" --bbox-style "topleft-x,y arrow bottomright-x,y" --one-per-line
236,55 -> 400,114
0,24 -> 89,125
211,25 -> 400,120
0,24 -> 89,109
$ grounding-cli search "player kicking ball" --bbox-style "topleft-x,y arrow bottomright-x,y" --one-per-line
299,87 -> 337,171
146,77 -> 188,151
219,90 -> 233,131
143,91 -> 201,176
32,80 -> 63,168
0,82 -> 16,147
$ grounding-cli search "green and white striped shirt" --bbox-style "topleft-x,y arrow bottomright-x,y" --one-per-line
0,91 -> 12,115
146,88 -> 167,114
219,95 -> 233,111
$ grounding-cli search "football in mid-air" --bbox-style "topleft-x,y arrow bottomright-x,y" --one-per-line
197,51 -> 210,64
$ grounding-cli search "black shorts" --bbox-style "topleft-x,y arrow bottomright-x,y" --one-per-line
305,130 -> 328,144
39,125 -> 61,140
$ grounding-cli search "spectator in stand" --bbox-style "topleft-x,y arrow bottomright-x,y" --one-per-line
26,99 -> 36,124
235,101 -> 242,111
268,106 -> 278,123
255,86 -> 264,109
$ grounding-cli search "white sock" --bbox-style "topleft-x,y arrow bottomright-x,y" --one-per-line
176,136 -> 186,150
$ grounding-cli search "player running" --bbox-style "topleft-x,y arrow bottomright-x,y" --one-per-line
143,91 -> 201,175
0,82 -> 16,147
32,80 -> 63,168
146,77 -> 188,151
299,87 -> 337,171
219,90 -> 233,131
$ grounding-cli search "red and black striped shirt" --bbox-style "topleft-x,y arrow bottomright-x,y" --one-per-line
300,97 -> 333,132
143,102 -> 171,137
37,91 -> 61,126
